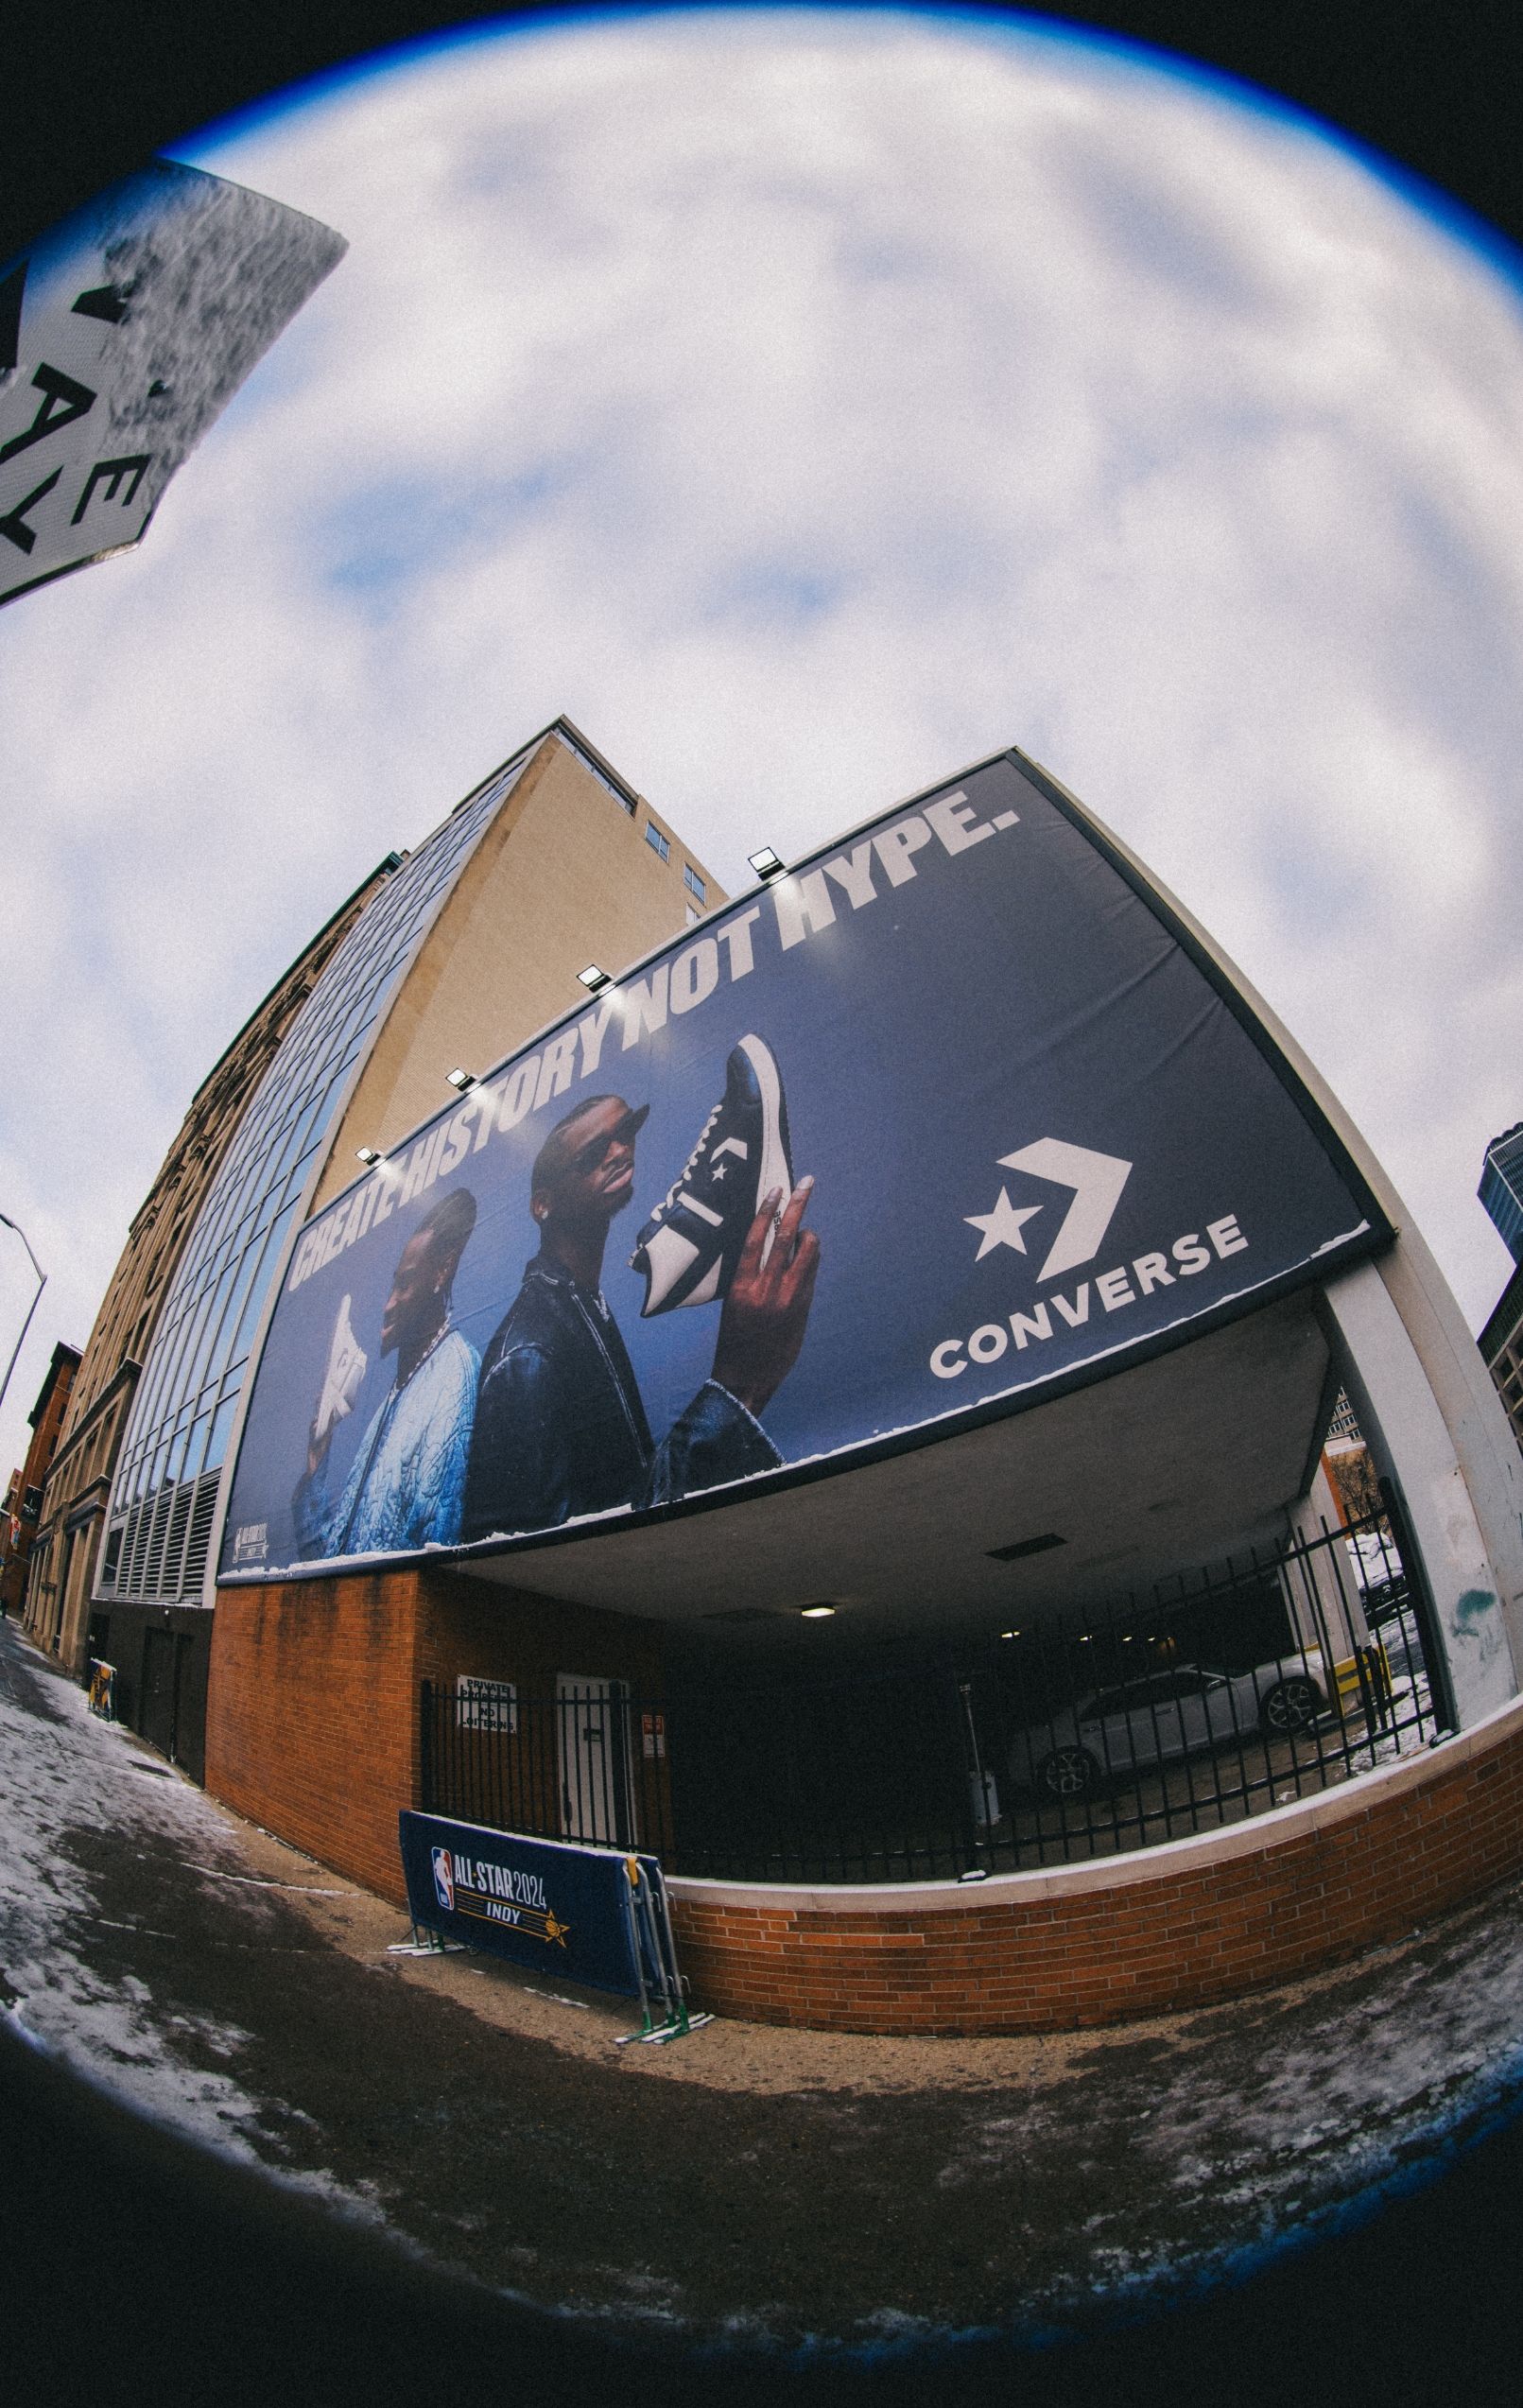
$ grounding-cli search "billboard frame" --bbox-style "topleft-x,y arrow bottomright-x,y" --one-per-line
216,741 -> 1393,1586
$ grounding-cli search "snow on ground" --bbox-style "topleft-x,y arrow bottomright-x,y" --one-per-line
0,1629 -> 376,2217
6,1614 -> 1523,2347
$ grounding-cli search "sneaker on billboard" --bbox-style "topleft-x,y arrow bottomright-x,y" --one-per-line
314,1292 -> 368,1447
630,1035 -> 793,1316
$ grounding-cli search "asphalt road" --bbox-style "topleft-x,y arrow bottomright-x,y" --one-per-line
5,1613 -> 1523,2406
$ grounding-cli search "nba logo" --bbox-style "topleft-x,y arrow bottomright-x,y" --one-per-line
431,1847 -> 455,1913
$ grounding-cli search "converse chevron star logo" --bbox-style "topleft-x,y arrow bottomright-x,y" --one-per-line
965,1138 -> 1132,1283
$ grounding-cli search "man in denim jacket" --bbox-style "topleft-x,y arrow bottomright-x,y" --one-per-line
460,1095 -> 818,1543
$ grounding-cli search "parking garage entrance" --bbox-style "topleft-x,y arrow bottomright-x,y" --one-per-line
420,1498 -> 1447,1885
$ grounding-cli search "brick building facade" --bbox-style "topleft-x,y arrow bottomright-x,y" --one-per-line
1,1343 -> 80,1620
20,856 -> 395,1750
26,722 -> 1523,2037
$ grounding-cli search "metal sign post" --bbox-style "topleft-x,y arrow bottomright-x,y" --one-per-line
614,1854 -> 713,2047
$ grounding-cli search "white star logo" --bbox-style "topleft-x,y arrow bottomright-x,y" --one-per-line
964,1187 -> 1044,1261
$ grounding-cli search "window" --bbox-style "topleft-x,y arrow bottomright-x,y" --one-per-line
644,822 -> 670,863
102,741 -> 531,1606
683,863 -> 705,903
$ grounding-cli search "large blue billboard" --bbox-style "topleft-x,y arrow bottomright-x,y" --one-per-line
218,750 -> 1387,1582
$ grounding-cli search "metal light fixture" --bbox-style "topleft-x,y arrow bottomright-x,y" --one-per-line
0,1210 -> 45,1420
799,1602 -> 837,1620
577,965 -> 611,995
748,846 -> 786,881
445,1067 -> 476,1092
355,1147 -> 383,1168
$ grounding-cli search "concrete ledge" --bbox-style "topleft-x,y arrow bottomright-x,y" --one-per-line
666,1690 -> 1523,2036
666,1689 -> 1523,1916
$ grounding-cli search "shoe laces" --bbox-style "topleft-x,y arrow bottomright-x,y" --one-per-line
649,1100 -> 722,1224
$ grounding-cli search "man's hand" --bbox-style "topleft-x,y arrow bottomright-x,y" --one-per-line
711,1178 -> 820,1419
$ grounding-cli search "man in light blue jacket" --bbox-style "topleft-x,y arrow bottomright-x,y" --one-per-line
295,1187 -> 479,1560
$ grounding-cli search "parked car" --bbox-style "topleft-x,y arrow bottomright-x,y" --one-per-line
1340,1527 -> 1424,1680
1009,1654 -> 1331,1803
1344,1528 -> 1406,1620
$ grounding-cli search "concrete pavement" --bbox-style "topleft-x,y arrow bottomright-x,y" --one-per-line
5,1611 -> 1523,2388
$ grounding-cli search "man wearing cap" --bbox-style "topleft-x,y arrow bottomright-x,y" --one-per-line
460,1093 -> 817,1541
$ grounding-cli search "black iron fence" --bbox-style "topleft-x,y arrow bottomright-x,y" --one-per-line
420,1503 -> 1447,1884
422,1675 -> 677,1861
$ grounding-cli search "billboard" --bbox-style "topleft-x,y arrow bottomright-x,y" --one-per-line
219,751 -> 1387,1583
1,160 -> 344,607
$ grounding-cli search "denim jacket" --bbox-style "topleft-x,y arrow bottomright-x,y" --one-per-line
459,1255 -> 778,1544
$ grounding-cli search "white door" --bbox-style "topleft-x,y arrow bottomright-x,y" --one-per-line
556,1674 -> 632,1845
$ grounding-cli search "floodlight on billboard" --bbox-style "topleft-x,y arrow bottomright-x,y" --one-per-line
218,749 -> 1389,1584
0,159 -> 344,606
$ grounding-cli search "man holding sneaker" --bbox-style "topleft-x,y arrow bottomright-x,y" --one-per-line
460,1039 -> 818,1543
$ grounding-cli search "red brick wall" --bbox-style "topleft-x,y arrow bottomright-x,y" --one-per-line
208,1576 -> 1523,2037
205,1567 -> 666,1904
666,1699 -> 1523,2035
206,1568 -> 423,1901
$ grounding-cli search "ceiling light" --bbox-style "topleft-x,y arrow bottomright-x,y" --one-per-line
445,1067 -> 476,1092
999,1628 -> 1022,1640
578,964 -> 611,994
747,846 -> 786,881
799,1602 -> 836,1620
356,1147 -> 382,1167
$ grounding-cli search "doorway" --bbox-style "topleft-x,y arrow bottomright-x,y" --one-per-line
555,1674 -> 634,1846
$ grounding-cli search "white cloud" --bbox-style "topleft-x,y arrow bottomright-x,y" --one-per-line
4,9 -> 1522,1471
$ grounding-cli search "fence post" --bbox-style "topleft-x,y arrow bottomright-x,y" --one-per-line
419,1678 -> 434,1814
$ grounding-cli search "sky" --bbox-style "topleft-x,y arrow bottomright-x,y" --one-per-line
4,5 -> 1523,1481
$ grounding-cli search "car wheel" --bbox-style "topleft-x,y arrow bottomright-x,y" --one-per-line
1259,1676 -> 1322,1737
1034,1745 -> 1100,1802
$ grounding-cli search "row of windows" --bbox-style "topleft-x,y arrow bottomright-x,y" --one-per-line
1491,1337 -> 1523,1448
643,815 -> 706,906
99,739 -> 541,1604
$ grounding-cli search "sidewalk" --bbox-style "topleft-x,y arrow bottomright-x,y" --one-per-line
4,1612 -> 1523,2365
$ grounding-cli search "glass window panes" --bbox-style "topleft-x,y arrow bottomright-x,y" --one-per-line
645,822 -> 670,862
100,733 -> 542,1602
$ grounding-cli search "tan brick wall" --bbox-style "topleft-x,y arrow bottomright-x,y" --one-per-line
666,1700 -> 1523,2035
313,735 -> 727,1209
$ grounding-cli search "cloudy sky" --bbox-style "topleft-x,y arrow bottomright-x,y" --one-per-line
4,7 -> 1523,1478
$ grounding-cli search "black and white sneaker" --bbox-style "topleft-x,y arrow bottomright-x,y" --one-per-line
630,1034 -> 793,1315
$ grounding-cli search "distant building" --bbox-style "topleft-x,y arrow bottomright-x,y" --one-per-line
1320,1387 -> 1382,1525
1477,1122 -> 1523,1459
1480,1260 -> 1523,1455
1,1342 -> 80,1618
20,858 -> 395,1704
1480,1122 -> 1523,1265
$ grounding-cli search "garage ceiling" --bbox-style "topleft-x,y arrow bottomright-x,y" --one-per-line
459,1293 -> 1334,1654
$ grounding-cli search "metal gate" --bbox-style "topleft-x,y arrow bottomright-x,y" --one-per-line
419,1503 -> 1445,1884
